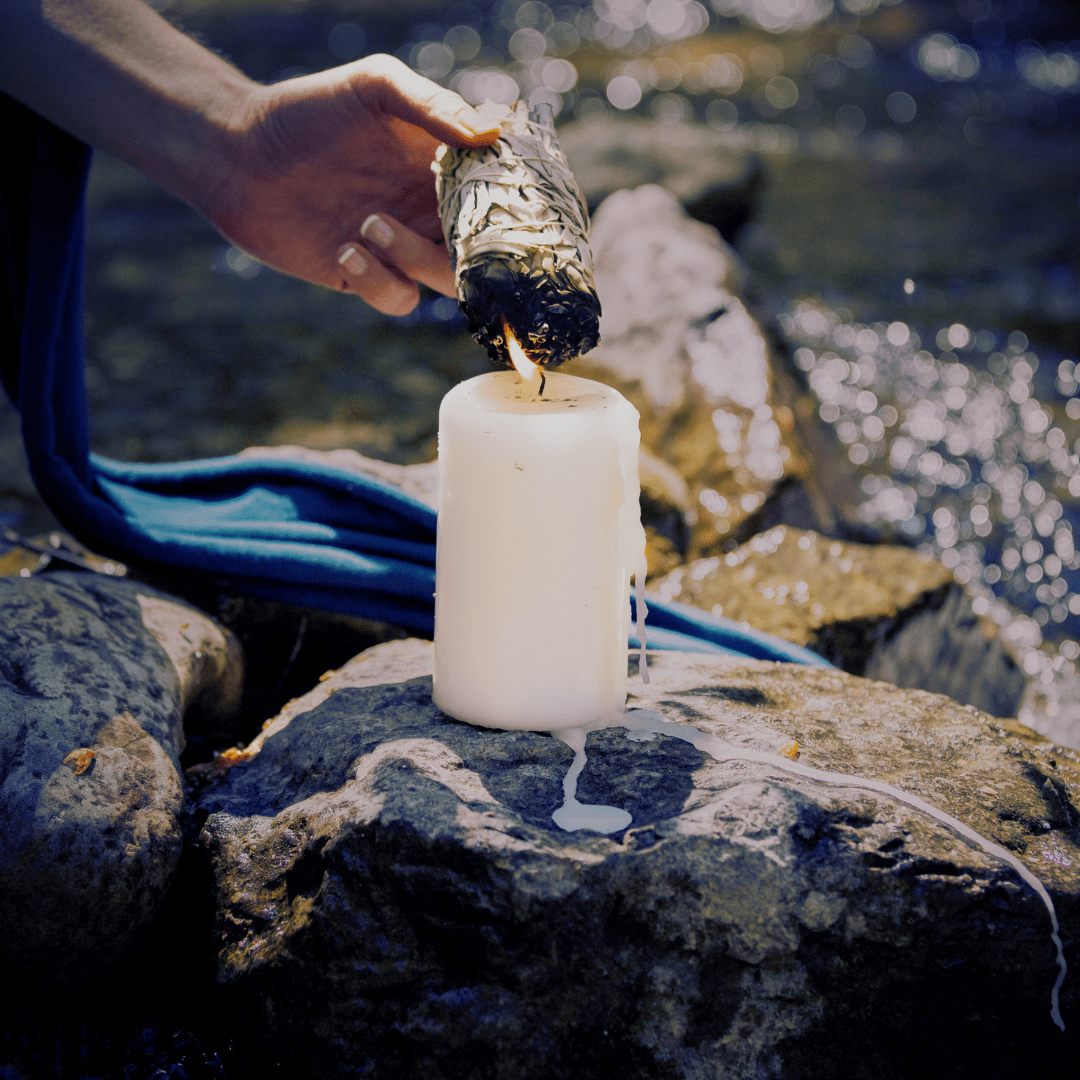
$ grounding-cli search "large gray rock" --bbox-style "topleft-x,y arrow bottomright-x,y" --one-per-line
196,640 -> 1079,1079
654,527 -> 1026,718
569,185 -> 859,573
0,571 -> 241,985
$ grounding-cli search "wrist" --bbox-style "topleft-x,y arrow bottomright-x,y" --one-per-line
132,69 -> 259,217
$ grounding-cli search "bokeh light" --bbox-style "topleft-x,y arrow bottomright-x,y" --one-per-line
918,33 -> 980,81
606,74 -> 643,109
782,296 -> 1080,744
885,91 -> 917,123
710,0 -> 834,34
328,22 -> 366,61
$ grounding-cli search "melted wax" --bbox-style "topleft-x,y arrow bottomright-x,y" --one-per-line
551,726 -> 632,834
550,646 -> 1067,1031
618,707 -> 1067,1032
542,370 -> 1065,1025
634,554 -> 650,686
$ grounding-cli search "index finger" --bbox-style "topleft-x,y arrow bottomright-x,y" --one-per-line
352,54 -> 502,148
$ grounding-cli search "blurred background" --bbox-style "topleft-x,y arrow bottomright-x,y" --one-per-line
2,0 -> 1079,682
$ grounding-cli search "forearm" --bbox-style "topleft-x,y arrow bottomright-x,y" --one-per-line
0,0 -> 253,211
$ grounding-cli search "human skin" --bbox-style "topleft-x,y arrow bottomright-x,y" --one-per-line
0,0 -> 501,314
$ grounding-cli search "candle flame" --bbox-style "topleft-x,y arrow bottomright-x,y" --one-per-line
504,323 -> 542,390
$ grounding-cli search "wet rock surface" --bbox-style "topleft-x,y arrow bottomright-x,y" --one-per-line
195,640 -> 1079,1079
560,116 -> 763,240
0,571 -> 240,986
656,526 -> 1026,718
570,185 -> 858,574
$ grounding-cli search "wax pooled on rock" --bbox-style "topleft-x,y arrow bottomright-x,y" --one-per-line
634,553 -> 650,684
549,700 -> 1067,1027
619,707 -> 1068,1032
551,727 -> 632,834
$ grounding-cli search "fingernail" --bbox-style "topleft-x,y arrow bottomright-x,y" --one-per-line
458,105 -> 503,137
338,244 -> 367,275
361,215 -> 395,250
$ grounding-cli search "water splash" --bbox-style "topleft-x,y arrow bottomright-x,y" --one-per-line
782,301 -> 1080,749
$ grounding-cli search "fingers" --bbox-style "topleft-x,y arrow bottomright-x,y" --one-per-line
336,242 -> 419,316
336,213 -> 457,315
354,54 -> 501,148
360,213 -> 456,297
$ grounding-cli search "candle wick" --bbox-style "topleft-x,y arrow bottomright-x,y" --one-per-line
538,372 -> 546,397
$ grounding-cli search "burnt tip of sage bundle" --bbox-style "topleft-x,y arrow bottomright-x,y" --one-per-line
459,258 -> 601,368
435,101 -> 602,369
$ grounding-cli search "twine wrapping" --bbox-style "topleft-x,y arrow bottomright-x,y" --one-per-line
434,101 -> 601,367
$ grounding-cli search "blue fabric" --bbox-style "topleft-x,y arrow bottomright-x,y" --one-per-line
629,593 -> 828,664
2,94 -> 830,667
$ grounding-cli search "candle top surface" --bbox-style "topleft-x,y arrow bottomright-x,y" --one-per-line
449,371 -> 628,417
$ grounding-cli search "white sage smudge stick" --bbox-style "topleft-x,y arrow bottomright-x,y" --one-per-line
434,100 -> 601,367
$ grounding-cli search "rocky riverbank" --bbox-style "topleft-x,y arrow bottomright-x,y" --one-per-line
4,3 -> 1080,1073
190,639 -> 1079,1080
2,175 -> 1074,1077
4,581 -> 1078,1077
3,159 -> 1076,1080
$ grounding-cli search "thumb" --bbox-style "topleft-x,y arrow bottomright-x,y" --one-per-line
357,54 -> 502,147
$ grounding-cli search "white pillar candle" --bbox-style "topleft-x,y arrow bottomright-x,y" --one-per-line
434,370 -> 646,731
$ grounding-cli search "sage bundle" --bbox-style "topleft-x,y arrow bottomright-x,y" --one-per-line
434,101 -> 601,367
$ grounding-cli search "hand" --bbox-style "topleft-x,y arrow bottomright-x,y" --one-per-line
206,55 -> 500,316
0,2 -> 496,317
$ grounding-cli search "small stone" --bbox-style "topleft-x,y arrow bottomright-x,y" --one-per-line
62,747 -> 95,775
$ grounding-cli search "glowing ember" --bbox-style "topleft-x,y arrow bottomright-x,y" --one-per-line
504,322 -> 542,390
